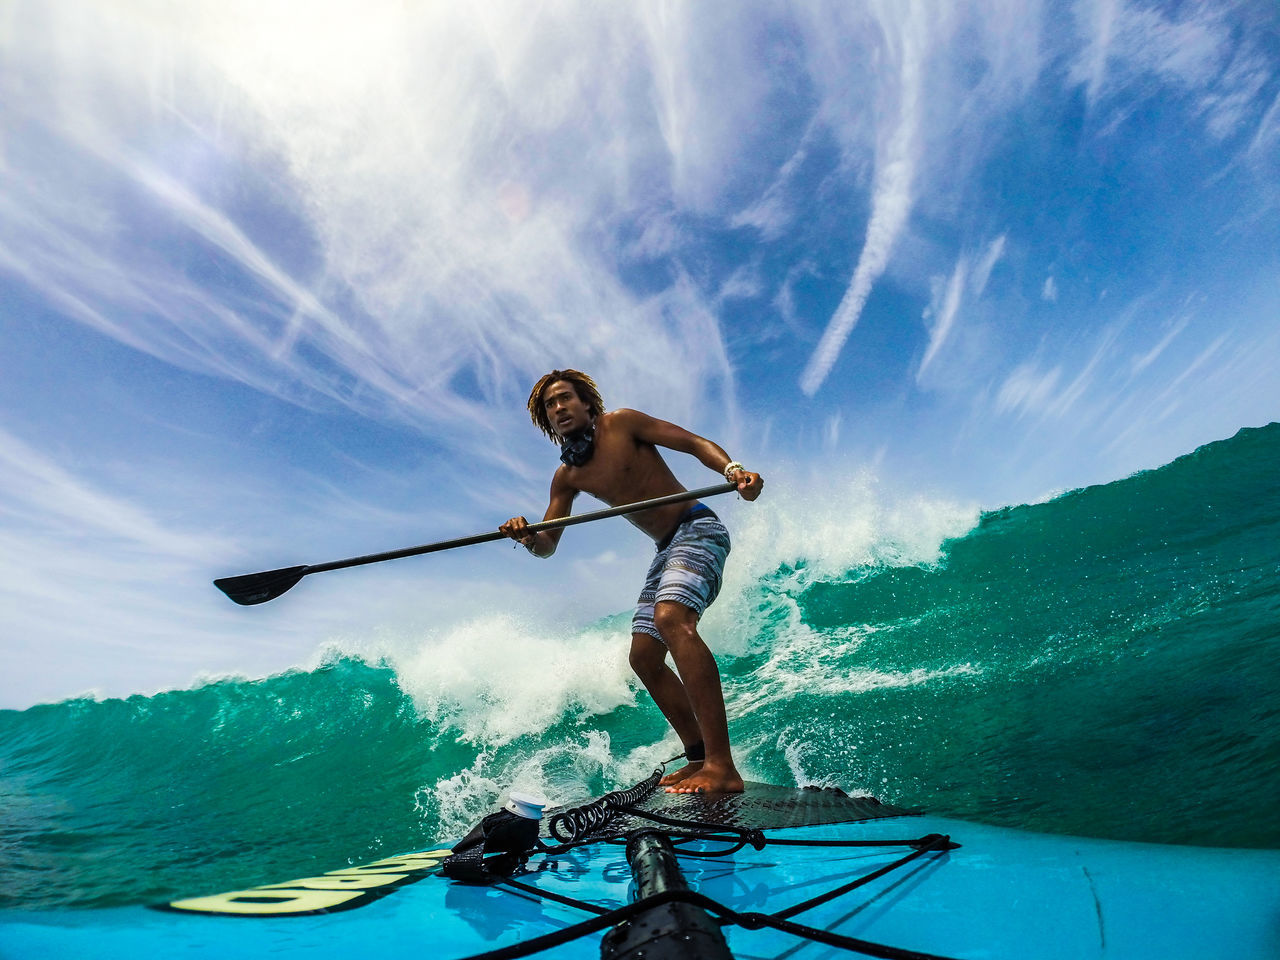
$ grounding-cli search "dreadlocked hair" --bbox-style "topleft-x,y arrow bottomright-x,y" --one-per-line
527,369 -> 606,442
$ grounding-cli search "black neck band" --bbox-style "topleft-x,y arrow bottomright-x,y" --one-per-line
559,424 -> 595,467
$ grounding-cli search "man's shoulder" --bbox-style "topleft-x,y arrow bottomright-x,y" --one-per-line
549,462 -> 580,495
598,408 -> 656,444
600,408 -> 646,429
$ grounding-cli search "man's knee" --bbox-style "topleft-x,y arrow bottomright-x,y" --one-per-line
653,601 -> 699,649
629,634 -> 666,682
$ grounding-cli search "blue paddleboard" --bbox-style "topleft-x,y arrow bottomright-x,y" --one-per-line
3,779 -> 1277,959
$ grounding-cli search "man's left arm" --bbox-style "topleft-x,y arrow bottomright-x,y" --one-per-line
623,409 -> 763,501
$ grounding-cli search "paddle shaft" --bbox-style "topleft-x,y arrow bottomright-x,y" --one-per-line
215,482 -> 738,605
306,481 -> 737,575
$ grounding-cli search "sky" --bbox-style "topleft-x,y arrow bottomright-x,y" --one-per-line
2,0 -> 1278,709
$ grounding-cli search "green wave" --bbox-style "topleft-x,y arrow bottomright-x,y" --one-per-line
728,423 -> 1280,846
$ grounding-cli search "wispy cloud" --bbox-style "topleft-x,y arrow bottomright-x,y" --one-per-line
1067,0 -> 1280,163
918,256 -> 968,382
1197,47 -> 1273,142
1130,315 -> 1188,375
794,0 -> 1051,396
1102,333 -> 1230,455
0,427 -> 232,559
1248,89 -> 1280,161
970,234 -> 1007,298
730,117 -> 825,241
995,325 -> 1122,423
800,2 -> 929,396
995,362 -> 1063,419
917,234 -> 1006,383
1071,0 -> 1229,106
823,412 -> 842,450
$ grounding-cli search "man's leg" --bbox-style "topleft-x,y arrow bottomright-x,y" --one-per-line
628,633 -> 706,785
653,601 -> 744,794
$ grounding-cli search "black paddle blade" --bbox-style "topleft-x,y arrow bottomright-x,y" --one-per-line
214,565 -> 310,605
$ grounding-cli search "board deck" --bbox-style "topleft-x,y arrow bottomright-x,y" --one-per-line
583,781 -> 918,835
2,783 -> 1278,960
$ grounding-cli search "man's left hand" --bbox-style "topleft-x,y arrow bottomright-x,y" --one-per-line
730,470 -> 763,502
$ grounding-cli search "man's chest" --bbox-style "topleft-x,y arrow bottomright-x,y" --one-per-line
566,434 -> 656,495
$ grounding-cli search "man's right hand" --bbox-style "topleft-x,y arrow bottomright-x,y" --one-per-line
499,516 -> 538,551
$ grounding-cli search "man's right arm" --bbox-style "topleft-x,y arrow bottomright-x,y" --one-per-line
499,468 -> 577,558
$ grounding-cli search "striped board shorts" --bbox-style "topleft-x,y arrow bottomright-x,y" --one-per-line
632,505 -> 731,643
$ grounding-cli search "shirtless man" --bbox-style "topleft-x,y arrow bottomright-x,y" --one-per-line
500,370 -> 763,794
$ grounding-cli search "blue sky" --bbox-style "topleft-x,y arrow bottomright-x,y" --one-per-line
2,0 -> 1278,708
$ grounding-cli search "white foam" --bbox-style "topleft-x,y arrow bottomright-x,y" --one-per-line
413,730 -> 680,839
780,735 -> 850,792
387,614 -> 639,747
696,466 -> 979,660
717,465 -> 979,587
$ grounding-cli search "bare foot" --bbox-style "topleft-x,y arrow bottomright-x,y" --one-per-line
659,761 -> 703,786
664,763 -> 744,794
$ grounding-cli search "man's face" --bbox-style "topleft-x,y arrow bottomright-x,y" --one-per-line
543,380 -> 591,438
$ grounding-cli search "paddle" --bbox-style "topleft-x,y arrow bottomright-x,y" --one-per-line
214,481 -> 738,606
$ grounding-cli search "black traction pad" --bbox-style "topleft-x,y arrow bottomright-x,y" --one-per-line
547,782 -> 919,841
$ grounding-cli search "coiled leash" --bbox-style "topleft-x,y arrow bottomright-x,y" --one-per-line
546,753 -> 677,844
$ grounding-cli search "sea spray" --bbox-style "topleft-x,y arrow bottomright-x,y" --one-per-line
389,614 -> 639,747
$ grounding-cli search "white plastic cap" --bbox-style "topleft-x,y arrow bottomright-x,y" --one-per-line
504,791 -> 548,820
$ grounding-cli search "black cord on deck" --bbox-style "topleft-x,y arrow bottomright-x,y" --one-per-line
449,766 -> 963,960
545,762 -> 668,844
455,886 -> 963,960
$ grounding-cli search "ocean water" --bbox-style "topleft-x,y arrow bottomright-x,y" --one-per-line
2,424 -> 1277,912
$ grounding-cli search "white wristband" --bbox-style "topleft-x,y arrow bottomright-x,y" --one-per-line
723,461 -> 745,481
